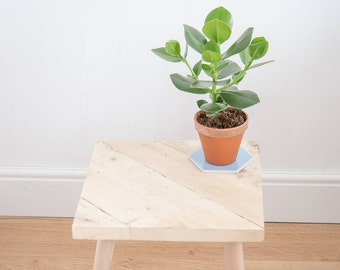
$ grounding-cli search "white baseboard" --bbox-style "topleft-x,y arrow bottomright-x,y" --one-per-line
0,167 -> 86,217
262,171 -> 340,223
0,167 -> 339,222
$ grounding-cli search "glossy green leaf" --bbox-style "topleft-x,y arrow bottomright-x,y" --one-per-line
228,85 -> 238,90
202,50 -> 222,64
202,41 -> 221,65
203,7 -> 232,44
216,79 -> 231,87
170,73 -> 208,94
197,99 -> 208,108
204,40 -> 220,53
249,60 -> 275,69
222,27 -> 253,59
248,37 -> 269,60
151,47 -> 182,62
202,64 -> 211,72
202,20 -> 231,44
184,24 -> 207,53
165,40 -> 181,56
204,6 -> 233,28
240,48 -> 252,65
191,79 -> 229,89
183,43 -> 188,58
232,71 -> 246,84
191,80 -> 214,89
202,64 -> 213,78
200,102 -> 227,114
193,60 -> 202,76
216,60 -> 241,79
220,90 -> 260,109
216,95 -> 224,103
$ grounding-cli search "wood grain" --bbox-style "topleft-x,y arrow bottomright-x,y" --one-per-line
1,217 -> 340,270
73,140 -> 264,242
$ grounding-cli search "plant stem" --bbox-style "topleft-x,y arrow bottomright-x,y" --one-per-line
217,59 -> 253,93
217,46 -> 264,93
211,64 -> 218,103
182,57 -> 198,80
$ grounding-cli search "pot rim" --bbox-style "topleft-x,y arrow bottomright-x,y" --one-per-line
194,109 -> 249,138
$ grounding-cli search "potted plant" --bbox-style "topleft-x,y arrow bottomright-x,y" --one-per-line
152,6 -> 272,166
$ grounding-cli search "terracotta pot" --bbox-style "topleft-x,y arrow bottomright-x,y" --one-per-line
194,110 -> 248,166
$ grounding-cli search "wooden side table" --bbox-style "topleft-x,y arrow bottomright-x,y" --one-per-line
72,140 -> 264,270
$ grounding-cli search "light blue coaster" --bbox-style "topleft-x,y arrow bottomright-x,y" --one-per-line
188,146 -> 253,173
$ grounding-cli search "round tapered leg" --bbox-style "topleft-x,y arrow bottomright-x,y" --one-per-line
224,242 -> 245,270
93,240 -> 115,270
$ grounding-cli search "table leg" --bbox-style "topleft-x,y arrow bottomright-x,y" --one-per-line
224,242 -> 245,270
93,240 -> 115,270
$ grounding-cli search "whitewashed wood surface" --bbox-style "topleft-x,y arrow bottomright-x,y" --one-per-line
72,140 -> 263,242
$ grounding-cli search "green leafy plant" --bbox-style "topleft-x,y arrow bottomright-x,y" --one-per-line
152,6 -> 273,117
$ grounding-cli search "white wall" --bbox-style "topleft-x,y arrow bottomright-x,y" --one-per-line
0,0 -> 340,221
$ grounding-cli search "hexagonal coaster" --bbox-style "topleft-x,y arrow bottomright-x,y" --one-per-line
188,146 -> 253,173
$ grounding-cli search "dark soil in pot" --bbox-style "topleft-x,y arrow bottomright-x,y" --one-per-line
196,107 -> 247,129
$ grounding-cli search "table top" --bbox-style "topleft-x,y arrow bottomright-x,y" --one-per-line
72,140 -> 264,242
